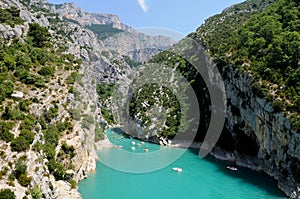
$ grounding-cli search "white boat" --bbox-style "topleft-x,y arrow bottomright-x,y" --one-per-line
131,146 -> 136,151
141,142 -> 145,144
226,166 -> 238,171
131,141 -> 136,145
137,143 -> 141,147
143,148 -> 149,152
115,145 -> 123,148
172,167 -> 183,172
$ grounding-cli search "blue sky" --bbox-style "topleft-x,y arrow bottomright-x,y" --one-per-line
48,0 -> 244,37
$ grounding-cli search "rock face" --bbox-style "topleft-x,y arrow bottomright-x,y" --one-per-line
0,0 -> 174,198
214,66 -> 300,197
46,2 -> 130,30
42,1 -> 175,62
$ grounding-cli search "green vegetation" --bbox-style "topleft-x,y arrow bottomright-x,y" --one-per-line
18,173 -> 32,187
148,50 -> 211,138
86,24 -> 124,40
66,72 -> 79,85
129,84 -> 181,138
28,23 -> 51,48
0,122 -> 14,142
71,109 -> 81,121
96,83 -> 115,102
0,7 -> 24,27
196,0 -> 279,60
0,81 -> 13,103
19,100 -> 29,112
69,179 -> 77,189
37,122 -> 73,180
2,106 -> 24,121
0,166 -> 8,179
60,142 -> 75,159
0,189 -> 16,199
96,83 -> 115,125
0,3 -> 82,191
30,185 -> 42,199
9,157 -> 32,187
196,0 -> 300,131
122,55 -> 141,67
43,105 -> 58,123
38,66 -> 54,76
100,107 -> 114,125
94,122 -> 105,142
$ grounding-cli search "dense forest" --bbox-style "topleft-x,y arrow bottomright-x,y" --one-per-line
196,0 -> 299,131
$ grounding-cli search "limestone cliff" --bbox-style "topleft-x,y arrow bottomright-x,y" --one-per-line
212,65 -> 300,197
39,1 -> 176,62
0,0 -> 172,198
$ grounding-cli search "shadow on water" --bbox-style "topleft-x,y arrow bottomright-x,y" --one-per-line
189,148 -> 287,198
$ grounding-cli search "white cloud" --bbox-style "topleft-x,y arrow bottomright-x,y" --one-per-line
138,0 -> 148,13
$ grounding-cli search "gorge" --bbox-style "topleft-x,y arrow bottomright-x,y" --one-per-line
0,0 -> 299,198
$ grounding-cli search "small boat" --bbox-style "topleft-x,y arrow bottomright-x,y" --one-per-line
115,145 -> 123,148
172,167 -> 183,172
131,146 -> 136,151
137,143 -> 141,147
131,141 -> 136,145
143,148 -> 149,152
141,142 -> 145,145
226,166 -> 238,171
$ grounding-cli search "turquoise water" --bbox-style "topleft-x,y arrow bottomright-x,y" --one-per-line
79,129 -> 286,199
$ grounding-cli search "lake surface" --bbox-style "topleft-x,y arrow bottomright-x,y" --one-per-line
78,129 -> 286,199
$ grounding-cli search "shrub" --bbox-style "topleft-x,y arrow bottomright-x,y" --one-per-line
38,66 -> 54,76
30,185 -> 42,199
2,107 -> 24,121
28,23 -> 50,48
10,136 -> 30,152
71,109 -> 81,121
0,189 -> 16,199
0,7 -> 24,27
19,129 -> 35,144
43,105 -> 58,123
0,122 -> 14,142
47,159 -> 66,180
18,173 -> 32,187
42,125 -> 59,147
100,107 -> 114,125
69,179 -> 77,189
14,158 -> 26,179
19,100 -> 29,112
66,72 -> 79,84
41,143 -> 56,159
61,142 -> 75,158
272,99 -> 284,113
19,115 -> 36,131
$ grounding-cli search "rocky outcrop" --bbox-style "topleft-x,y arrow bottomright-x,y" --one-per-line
40,1 -> 175,62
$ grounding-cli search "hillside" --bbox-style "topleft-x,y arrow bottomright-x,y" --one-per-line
196,0 -> 300,131
127,0 -> 299,197
0,0 -> 174,198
